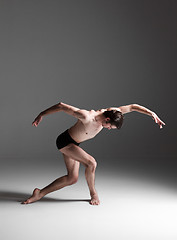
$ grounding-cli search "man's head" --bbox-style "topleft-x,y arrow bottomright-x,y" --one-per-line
102,110 -> 124,130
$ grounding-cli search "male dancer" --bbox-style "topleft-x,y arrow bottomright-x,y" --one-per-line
22,102 -> 165,205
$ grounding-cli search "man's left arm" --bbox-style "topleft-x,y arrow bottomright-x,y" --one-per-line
118,104 -> 166,129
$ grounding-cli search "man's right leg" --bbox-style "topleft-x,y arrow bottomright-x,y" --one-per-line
40,154 -> 80,197
22,153 -> 80,204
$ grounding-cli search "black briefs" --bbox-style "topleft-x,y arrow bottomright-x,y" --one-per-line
56,129 -> 80,150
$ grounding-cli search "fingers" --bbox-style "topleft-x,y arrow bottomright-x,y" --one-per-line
152,114 -> 165,128
32,115 -> 42,127
158,121 -> 165,129
154,118 -> 158,123
157,116 -> 165,125
161,120 -> 166,126
153,118 -> 165,129
152,115 -> 158,123
158,119 -> 166,128
158,122 -> 162,128
32,121 -> 38,127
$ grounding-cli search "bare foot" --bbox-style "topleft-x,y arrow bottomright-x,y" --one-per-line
90,193 -> 100,205
21,188 -> 42,204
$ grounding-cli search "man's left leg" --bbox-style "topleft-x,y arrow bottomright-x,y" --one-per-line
60,144 -> 100,205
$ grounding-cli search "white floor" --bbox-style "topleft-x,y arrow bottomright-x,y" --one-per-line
1,160 -> 177,240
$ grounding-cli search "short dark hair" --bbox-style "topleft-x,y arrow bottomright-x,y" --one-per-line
103,110 -> 124,129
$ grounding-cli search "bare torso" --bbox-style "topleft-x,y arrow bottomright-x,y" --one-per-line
68,109 -> 105,143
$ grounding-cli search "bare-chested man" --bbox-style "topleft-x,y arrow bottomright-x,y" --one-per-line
22,102 -> 165,205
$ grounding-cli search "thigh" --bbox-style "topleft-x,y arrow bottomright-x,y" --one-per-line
63,153 -> 80,177
60,144 -> 94,167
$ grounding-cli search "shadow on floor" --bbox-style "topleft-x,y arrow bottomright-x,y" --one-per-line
0,191 -> 90,203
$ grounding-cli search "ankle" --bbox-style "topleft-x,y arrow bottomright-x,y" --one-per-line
39,189 -> 46,197
90,191 -> 97,197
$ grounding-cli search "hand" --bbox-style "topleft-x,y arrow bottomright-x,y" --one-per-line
151,112 -> 165,129
32,114 -> 43,127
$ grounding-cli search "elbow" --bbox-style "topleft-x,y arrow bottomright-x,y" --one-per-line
57,102 -> 64,110
58,102 -> 63,106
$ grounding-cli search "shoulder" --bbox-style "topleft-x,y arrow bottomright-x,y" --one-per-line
75,109 -> 91,121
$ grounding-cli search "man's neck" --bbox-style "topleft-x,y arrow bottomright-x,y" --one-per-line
95,111 -> 105,123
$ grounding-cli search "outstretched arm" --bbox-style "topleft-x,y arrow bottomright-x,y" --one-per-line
118,104 -> 165,129
32,102 -> 87,127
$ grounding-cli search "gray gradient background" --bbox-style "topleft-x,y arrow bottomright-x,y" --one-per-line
1,1 -> 177,240
1,0 -> 176,160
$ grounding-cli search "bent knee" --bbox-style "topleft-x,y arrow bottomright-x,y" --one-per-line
67,175 -> 78,185
87,157 -> 97,170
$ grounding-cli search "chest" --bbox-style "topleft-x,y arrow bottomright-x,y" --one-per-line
83,121 -> 103,137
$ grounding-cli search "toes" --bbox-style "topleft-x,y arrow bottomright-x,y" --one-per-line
90,199 -> 100,205
21,199 -> 31,204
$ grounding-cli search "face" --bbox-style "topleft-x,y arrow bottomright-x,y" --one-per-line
102,119 -> 117,130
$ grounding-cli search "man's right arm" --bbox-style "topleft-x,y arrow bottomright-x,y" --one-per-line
32,102 -> 87,127
58,102 -> 88,119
